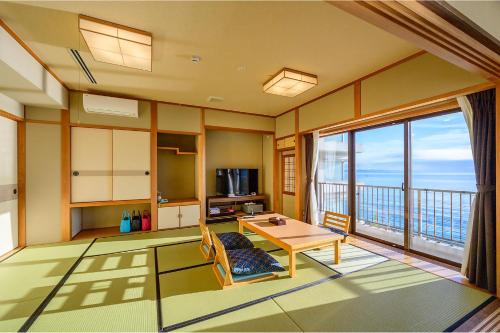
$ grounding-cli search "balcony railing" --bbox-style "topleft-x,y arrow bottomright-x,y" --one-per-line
317,182 -> 476,246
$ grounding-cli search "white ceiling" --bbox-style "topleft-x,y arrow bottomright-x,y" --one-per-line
0,1 -> 420,116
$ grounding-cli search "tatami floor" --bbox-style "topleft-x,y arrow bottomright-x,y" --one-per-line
0,221 -> 495,332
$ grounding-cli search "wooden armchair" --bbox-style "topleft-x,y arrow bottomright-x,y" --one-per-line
322,211 -> 351,243
211,231 -> 277,289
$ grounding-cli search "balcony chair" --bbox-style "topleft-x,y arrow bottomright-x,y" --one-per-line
211,231 -> 281,289
322,211 -> 351,243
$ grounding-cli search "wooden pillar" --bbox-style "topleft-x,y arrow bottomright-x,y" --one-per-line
61,109 -> 71,241
273,135 -> 280,213
150,102 -> 158,231
496,82 -> 499,297
198,109 -> 206,219
17,119 -> 25,247
354,81 -> 361,119
294,109 -> 303,220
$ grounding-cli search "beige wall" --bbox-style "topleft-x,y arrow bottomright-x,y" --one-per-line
299,85 -> 355,132
158,152 -> 196,199
205,110 -> 275,132
282,194 -> 295,219
69,92 -> 151,129
0,93 -> 23,118
82,204 -> 150,229
25,106 -> 61,121
275,111 -> 295,138
26,122 -> 61,244
361,53 -> 486,115
205,130 -> 265,197
158,103 -> 201,133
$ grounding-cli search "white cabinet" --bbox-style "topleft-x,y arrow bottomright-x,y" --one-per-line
71,128 -> 150,203
112,130 -> 150,200
158,204 -> 200,229
180,205 -> 200,227
71,127 -> 113,202
158,206 -> 180,229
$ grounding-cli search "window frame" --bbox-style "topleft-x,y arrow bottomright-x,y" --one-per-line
282,153 -> 296,196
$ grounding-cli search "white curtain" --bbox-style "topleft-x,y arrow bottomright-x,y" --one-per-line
310,131 -> 320,225
457,96 -> 474,276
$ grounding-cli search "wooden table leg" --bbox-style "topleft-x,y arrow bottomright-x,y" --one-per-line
289,251 -> 296,277
238,221 -> 243,234
334,239 -> 341,264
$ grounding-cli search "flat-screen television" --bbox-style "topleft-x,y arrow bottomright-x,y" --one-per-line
216,168 -> 258,196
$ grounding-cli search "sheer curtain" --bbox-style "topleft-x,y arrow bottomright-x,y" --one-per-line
457,95 -> 474,276
310,131 -> 320,225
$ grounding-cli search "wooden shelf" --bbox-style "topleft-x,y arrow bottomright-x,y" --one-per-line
70,199 -> 151,208
158,198 -> 200,208
157,146 -> 197,155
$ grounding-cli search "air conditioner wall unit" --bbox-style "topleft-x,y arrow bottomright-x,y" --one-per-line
83,93 -> 138,118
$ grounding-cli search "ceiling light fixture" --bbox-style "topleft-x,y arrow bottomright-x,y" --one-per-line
263,68 -> 317,97
79,15 -> 152,71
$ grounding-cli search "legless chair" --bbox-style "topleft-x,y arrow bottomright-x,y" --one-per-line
211,231 -> 277,289
199,219 -> 214,260
323,211 -> 351,243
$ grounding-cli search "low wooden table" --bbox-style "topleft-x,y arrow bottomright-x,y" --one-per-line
238,213 -> 343,277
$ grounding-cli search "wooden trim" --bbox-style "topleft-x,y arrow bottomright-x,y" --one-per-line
277,147 -> 295,152
294,110 -> 303,220
159,198 -> 200,208
70,123 -> 150,132
281,153 -> 296,196
198,109 -> 206,218
273,136 -> 280,213
275,134 -> 295,140
79,14 -> 152,38
72,89 -> 275,119
354,81 -> 361,119
0,19 -> 68,89
0,246 -> 24,262
311,82 -> 492,135
403,121 -> 410,249
0,109 -> 23,122
347,131 -> 356,234
157,129 -> 201,136
275,50 -> 427,118
17,120 -> 26,247
496,82 -> 500,298
150,101 -> 158,231
25,119 -> 61,125
329,1 -> 499,79
204,125 -> 274,135
61,109 -> 71,241
69,199 -> 151,208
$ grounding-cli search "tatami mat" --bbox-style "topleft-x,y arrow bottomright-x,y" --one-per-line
0,239 -> 93,332
272,260 -> 492,332
174,300 -> 301,332
28,249 -> 158,332
160,250 -> 336,329
303,243 -> 388,274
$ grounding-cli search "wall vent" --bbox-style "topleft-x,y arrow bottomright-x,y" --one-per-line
68,49 -> 97,84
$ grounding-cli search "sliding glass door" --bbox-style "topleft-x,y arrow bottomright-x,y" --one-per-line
355,123 -> 405,246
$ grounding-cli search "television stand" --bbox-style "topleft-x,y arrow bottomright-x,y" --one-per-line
206,194 -> 268,224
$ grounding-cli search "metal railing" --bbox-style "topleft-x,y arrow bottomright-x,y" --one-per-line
317,182 -> 476,246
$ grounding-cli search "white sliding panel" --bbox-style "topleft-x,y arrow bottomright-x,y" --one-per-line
0,117 -> 18,255
71,127 -> 113,202
180,205 -> 200,227
158,206 -> 179,229
112,130 -> 150,200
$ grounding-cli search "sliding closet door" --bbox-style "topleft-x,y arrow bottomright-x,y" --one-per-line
112,130 -> 150,200
0,117 -> 18,255
71,127 -> 113,202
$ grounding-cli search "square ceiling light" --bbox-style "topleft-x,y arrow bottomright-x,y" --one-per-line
263,68 -> 317,97
79,15 -> 152,71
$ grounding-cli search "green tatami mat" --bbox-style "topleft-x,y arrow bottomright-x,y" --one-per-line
160,250 -> 336,328
157,233 -> 279,273
175,300 -> 301,332
28,249 -> 157,332
303,244 -> 387,274
85,221 -> 238,257
0,239 -> 93,332
273,260 -> 492,332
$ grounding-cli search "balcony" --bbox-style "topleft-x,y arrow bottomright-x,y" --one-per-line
317,182 -> 476,263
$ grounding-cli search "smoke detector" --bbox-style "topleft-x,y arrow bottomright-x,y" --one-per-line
191,55 -> 201,64
207,96 -> 224,103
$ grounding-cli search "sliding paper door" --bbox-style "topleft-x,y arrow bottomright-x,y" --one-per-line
0,117 -> 18,255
